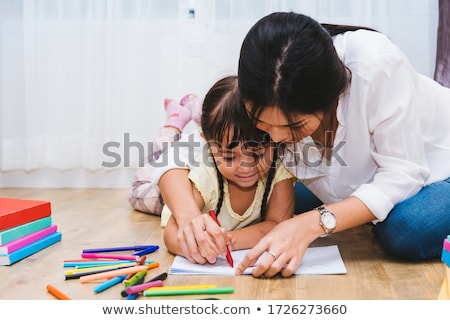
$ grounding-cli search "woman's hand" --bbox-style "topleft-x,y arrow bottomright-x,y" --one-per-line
235,212 -> 319,277
235,197 -> 375,277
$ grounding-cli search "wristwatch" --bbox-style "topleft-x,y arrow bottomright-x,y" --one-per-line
316,205 -> 336,236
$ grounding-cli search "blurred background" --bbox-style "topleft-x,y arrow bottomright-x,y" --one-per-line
0,0 -> 442,188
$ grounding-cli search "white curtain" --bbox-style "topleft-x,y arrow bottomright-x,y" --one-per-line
0,0 -> 439,187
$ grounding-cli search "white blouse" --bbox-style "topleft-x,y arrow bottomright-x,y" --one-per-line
282,30 -> 450,222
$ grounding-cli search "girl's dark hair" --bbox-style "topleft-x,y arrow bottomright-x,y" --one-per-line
238,12 -> 375,124
201,76 -> 253,147
201,75 -> 276,219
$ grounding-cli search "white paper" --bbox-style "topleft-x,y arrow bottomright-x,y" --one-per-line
169,245 -> 347,275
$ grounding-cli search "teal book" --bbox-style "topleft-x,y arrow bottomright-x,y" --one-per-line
0,216 -> 52,245
0,231 -> 62,266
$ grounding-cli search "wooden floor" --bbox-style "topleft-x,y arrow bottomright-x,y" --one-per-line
0,188 -> 445,300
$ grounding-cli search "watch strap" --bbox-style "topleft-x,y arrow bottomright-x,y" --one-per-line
315,205 -> 336,236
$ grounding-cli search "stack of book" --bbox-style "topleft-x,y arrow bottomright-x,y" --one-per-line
0,197 -> 62,266
438,235 -> 450,299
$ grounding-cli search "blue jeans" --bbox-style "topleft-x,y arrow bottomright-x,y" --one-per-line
294,178 -> 450,261
294,182 -> 322,213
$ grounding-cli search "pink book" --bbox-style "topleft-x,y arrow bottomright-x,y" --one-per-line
444,237 -> 450,253
0,225 -> 57,255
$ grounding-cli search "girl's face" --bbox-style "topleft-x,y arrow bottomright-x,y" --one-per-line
209,139 -> 274,190
246,104 -> 323,143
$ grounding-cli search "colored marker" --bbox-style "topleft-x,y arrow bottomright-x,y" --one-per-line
145,284 -> 216,292
137,256 -> 147,265
83,245 -> 157,253
124,270 -> 148,288
79,262 -> 159,283
66,263 -> 137,275
81,253 -> 140,261
124,256 -> 147,281
128,272 -> 168,295
208,210 -> 234,267
65,265 -> 134,280
75,260 -> 154,268
64,260 -> 144,268
132,245 -> 159,256
63,259 -> 122,265
126,280 -> 164,295
126,293 -> 139,300
93,275 -> 127,294
123,272 -> 168,297
143,286 -> 234,297
46,284 -> 72,300
121,270 -> 147,297
146,272 -> 168,283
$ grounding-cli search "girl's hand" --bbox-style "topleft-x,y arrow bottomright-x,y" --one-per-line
176,213 -> 229,264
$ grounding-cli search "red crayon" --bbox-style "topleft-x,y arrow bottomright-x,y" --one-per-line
208,210 -> 234,267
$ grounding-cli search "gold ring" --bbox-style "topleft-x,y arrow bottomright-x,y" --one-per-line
267,251 -> 278,260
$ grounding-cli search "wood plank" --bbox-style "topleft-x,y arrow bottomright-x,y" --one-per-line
0,188 -> 444,300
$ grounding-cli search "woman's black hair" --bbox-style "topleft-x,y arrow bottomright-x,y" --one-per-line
321,23 -> 377,37
201,76 -> 277,219
238,12 -> 376,125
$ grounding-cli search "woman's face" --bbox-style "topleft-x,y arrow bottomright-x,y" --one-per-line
246,104 -> 323,143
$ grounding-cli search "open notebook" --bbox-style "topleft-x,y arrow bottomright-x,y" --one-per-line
169,245 -> 347,275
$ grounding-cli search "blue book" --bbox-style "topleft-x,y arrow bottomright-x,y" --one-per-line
442,247 -> 450,268
0,216 -> 52,245
0,231 -> 62,266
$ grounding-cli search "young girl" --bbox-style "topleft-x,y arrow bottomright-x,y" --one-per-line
129,76 -> 296,264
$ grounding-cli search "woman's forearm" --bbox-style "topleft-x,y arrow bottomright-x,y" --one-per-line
159,169 -> 202,224
229,220 -> 278,250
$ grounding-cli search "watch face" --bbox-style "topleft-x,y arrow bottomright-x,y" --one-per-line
322,212 -> 336,228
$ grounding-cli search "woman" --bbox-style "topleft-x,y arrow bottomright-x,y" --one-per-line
234,12 -> 450,277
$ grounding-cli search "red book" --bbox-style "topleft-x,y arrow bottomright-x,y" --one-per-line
0,198 -> 51,232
